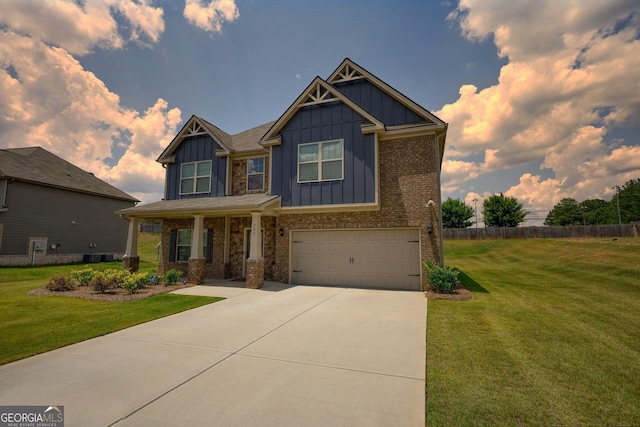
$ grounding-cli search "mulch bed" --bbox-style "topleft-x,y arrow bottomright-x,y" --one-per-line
28,283 -> 194,302
425,283 -> 473,301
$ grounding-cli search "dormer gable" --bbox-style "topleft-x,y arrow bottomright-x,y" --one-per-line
157,115 -> 232,164
260,77 -> 384,147
328,58 -> 446,128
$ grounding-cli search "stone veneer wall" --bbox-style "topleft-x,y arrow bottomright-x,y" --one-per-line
231,155 -> 269,196
273,134 -> 442,291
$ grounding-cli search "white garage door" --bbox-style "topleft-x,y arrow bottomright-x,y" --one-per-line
291,229 -> 421,290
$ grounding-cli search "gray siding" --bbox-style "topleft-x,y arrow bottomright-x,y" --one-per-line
271,102 -> 376,207
0,181 -> 133,255
334,79 -> 428,126
165,135 -> 227,200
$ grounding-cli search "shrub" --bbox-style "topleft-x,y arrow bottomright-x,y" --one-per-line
164,269 -> 183,286
424,261 -> 460,294
90,271 -> 120,294
46,276 -> 75,292
70,266 -> 95,287
121,272 -> 150,294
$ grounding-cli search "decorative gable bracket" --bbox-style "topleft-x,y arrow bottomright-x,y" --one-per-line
301,82 -> 339,106
329,63 -> 364,83
185,121 -> 206,136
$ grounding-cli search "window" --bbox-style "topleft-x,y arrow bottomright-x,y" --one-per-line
175,229 -> 210,262
298,140 -> 343,183
247,157 -> 264,191
180,160 -> 211,194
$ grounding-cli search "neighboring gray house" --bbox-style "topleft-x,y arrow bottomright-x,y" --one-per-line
0,147 -> 138,266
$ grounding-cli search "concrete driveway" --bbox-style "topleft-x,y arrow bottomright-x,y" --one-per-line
0,281 -> 427,426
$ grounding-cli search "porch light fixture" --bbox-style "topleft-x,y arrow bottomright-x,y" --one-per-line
279,228 -> 284,237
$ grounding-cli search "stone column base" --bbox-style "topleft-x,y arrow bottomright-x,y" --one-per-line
188,257 -> 206,285
122,256 -> 140,273
246,258 -> 264,289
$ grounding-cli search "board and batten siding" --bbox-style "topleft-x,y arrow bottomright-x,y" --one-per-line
0,181 -> 133,255
271,102 -> 376,207
165,134 -> 227,200
333,79 -> 428,127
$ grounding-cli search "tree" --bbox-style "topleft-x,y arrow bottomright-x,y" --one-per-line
442,198 -> 474,228
482,193 -> 528,227
580,199 -> 614,225
615,179 -> 640,223
544,198 -> 583,226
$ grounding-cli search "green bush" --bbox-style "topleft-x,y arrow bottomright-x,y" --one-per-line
70,266 -> 95,287
121,272 -> 150,294
46,276 -> 75,292
424,261 -> 460,294
90,270 -> 122,294
164,269 -> 183,286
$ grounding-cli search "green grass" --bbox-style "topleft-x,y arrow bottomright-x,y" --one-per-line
427,238 -> 640,426
0,232 -> 222,365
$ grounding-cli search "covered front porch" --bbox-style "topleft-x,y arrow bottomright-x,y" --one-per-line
117,194 -> 280,289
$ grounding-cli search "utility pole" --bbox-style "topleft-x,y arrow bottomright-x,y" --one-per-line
613,185 -> 622,225
473,198 -> 478,229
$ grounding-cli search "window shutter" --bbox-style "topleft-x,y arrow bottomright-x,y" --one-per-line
206,228 -> 214,263
169,229 -> 177,262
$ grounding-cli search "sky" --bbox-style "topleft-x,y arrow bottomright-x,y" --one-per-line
1,0 -> 639,226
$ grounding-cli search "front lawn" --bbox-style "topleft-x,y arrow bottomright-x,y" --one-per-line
427,238 -> 640,426
0,233 -> 221,365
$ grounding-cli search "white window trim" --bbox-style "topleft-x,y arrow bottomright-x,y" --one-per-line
246,157 -> 265,191
297,139 -> 344,183
176,229 -> 192,262
180,160 -> 212,195
176,229 -> 210,262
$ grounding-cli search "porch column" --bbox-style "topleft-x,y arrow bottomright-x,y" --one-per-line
122,217 -> 139,272
246,212 -> 264,289
188,214 -> 206,285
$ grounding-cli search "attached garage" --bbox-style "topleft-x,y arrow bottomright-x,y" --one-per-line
291,229 -> 421,290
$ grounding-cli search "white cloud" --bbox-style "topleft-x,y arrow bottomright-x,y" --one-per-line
441,157 -> 480,194
440,0 -> 640,219
0,30 -> 181,202
183,0 -> 239,33
0,0 -> 165,56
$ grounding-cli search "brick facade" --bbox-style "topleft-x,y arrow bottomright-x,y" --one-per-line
273,134 -> 441,291
155,135 -> 440,291
231,155 -> 269,196
159,217 -> 226,279
245,258 -> 264,289
187,257 -> 206,284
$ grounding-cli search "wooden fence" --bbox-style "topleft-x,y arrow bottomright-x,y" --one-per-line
443,223 -> 639,240
139,223 -> 162,233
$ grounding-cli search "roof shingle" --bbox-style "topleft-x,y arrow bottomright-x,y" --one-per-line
0,147 -> 138,202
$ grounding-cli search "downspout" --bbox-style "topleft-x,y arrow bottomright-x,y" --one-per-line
435,132 -> 445,267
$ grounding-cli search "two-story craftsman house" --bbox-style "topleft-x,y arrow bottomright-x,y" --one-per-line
118,58 -> 447,291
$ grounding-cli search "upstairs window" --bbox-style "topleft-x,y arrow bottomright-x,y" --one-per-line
180,160 -> 211,194
298,140 -> 343,183
247,157 -> 265,191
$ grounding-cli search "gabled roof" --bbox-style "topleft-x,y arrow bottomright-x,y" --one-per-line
0,147 -> 138,202
157,115 -> 232,164
157,116 -> 272,163
231,121 -> 275,153
328,58 -> 447,128
260,76 -> 385,145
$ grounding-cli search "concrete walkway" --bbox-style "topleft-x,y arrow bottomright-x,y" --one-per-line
0,281 -> 427,426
